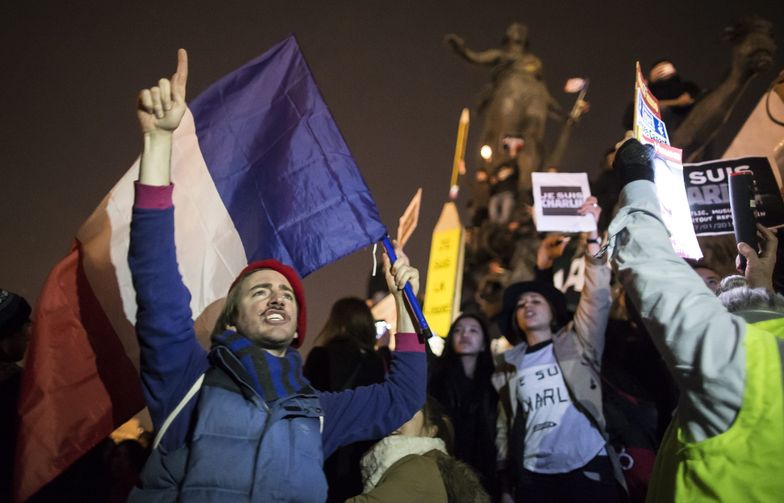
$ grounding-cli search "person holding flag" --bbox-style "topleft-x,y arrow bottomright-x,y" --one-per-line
128,49 -> 426,502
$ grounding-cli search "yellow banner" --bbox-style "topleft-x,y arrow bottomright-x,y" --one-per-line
423,202 -> 464,337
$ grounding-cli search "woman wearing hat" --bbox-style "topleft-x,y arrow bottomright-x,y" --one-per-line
495,197 -> 626,502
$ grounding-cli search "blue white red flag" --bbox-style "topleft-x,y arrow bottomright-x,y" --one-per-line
14,35 -> 385,501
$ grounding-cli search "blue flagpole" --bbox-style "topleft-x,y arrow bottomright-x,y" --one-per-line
381,235 -> 432,343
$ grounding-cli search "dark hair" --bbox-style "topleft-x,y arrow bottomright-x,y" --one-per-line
507,296 -> 561,344
440,313 -> 495,381
422,396 -> 455,455
211,273 -> 251,338
316,297 -> 377,350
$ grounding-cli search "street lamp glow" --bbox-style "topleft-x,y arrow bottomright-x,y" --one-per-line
480,144 -> 493,160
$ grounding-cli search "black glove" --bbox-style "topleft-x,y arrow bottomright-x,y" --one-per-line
613,139 -> 656,187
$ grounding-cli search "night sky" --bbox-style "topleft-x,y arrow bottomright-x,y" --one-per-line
2,1 -> 783,352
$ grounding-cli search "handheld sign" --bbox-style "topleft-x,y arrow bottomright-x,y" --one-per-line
683,156 -> 784,235
634,62 -> 670,145
397,188 -> 423,248
423,202 -> 464,338
531,172 -> 595,232
374,189 -> 425,345
632,61 -> 702,259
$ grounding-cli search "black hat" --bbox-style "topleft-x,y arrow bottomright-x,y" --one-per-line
0,289 -> 31,338
497,281 -> 570,340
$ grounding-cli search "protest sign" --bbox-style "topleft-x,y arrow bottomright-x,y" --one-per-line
684,156 -> 784,235
633,62 -> 670,145
397,188 -> 422,248
651,154 -> 703,258
632,61 -> 702,259
531,172 -> 595,232
423,202 -> 464,338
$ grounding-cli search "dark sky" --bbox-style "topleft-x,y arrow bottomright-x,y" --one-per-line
2,1 -> 783,349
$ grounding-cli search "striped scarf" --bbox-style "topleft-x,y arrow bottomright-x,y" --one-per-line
212,330 -> 313,403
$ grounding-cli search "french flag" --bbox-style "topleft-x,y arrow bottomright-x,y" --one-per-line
14,35 -> 386,501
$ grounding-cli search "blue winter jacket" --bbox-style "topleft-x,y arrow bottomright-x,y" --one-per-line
127,197 -> 426,502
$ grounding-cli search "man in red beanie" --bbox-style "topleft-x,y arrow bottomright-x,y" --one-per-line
127,50 -> 426,502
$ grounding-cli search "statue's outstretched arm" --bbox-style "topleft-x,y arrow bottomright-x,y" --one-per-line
445,33 -> 502,66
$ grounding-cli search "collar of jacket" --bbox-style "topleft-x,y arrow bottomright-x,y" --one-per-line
360,435 -> 447,493
210,331 -> 314,403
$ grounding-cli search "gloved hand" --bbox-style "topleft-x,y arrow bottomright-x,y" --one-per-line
612,139 -> 656,187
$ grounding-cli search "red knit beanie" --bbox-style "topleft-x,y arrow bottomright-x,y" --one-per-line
231,260 -> 307,348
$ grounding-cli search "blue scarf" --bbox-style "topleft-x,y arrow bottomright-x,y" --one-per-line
212,330 -> 314,403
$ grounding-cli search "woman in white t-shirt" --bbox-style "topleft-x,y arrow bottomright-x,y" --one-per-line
494,197 -> 626,503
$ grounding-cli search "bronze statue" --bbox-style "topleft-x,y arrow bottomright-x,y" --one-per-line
446,23 -> 563,193
672,16 -> 776,162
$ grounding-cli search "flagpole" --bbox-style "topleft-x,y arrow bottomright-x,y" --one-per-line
381,235 -> 432,342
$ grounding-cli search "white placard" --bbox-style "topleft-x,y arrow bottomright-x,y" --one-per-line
532,172 -> 596,232
652,152 -> 703,259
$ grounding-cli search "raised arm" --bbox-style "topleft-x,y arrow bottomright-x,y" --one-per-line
384,242 -> 419,334
607,139 -> 746,442
128,49 -> 208,429
570,196 -> 612,357
137,48 -> 188,186
445,34 -> 503,66
318,244 -> 427,457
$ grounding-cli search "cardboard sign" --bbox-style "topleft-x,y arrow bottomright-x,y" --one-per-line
684,156 -> 784,235
397,188 -> 422,248
531,172 -> 595,232
652,154 -> 703,258
633,62 -> 670,145
423,202 -> 464,338
632,61 -> 701,259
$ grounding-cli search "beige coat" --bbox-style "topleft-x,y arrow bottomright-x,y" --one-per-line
494,255 -> 627,491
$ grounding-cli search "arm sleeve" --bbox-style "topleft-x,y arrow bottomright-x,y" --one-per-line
607,180 -> 746,441
495,396 -> 509,466
319,333 -> 426,457
128,183 -> 209,431
570,254 -> 612,361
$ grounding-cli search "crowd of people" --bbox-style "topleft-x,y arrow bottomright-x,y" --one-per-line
3,49 -> 783,503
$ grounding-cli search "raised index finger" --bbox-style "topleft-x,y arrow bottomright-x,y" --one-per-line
172,48 -> 188,100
